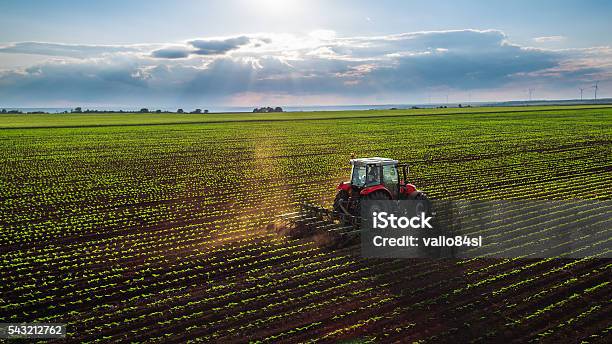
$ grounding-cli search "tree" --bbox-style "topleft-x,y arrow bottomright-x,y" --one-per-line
177,108 -> 184,113
73,107 -> 82,113
140,108 -> 149,113
191,109 -> 202,114
155,109 -> 162,113
254,106 -> 283,113
204,109 -> 209,113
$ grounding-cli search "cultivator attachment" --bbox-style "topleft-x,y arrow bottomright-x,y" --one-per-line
274,203 -> 361,248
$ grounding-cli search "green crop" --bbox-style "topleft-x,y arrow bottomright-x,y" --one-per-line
1,105 -> 610,342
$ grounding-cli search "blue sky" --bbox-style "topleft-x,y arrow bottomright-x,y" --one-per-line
1,0 -> 611,107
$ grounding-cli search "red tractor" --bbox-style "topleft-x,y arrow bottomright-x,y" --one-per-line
276,157 -> 429,244
333,157 -> 429,219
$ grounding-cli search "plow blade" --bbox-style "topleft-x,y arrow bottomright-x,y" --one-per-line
274,203 -> 361,248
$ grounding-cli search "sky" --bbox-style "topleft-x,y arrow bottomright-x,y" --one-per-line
0,0 -> 611,108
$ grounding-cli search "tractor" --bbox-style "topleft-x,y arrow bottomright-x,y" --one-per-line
275,157 -> 429,246
332,157 -> 429,221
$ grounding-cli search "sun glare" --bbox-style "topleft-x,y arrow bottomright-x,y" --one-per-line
247,0 -> 303,16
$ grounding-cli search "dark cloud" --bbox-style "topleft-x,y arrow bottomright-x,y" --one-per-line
0,62 -> 148,105
149,36 -> 254,59
151,47 -> 191,59
367,45 -> 559,90
188,36 -> 251,55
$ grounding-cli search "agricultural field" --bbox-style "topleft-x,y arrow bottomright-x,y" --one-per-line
1,105 -> 611,342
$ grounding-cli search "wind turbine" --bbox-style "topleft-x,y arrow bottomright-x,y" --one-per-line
528,88 -> 535,101
579,87 -> 585,101
592,81 -> 599,100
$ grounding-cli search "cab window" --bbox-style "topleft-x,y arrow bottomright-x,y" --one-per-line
351,165 -> 366,186
383,165 -> 398,184
382,165 -> 399,198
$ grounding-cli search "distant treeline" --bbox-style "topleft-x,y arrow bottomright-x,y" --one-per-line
0,107 -> 211,114
1,107 -> 286,114
70,107 -> 211,114
1,109 -> 53,114
253,106 -> 283,113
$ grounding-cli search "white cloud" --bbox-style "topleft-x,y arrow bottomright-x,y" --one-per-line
533,35 -> 566,43
309,30 -> 337,41
0,42 -> 146,58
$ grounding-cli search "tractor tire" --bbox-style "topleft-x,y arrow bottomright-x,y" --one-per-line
414,192 -> 431,216
333,189 -> 349,213
358,190 -> 391,219
333,189 -> 354,226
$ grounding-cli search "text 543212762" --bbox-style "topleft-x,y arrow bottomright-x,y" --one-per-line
0,323 -> 66,339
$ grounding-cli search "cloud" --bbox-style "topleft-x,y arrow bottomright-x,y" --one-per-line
151,47 -> 191,59
309,30 -> 337,41
533,36 -> 566,43
0,29 -> 610,106
0,42 -> 138,58
188,36 -> 251,55
0,60 -> 148,106
150,36 -> 256,59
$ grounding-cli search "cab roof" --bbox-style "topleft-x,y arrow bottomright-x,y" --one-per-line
350,157 -> 398,166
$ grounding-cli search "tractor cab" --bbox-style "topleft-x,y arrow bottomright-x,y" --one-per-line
349,157 -> 399,198
335,157 -> 425,216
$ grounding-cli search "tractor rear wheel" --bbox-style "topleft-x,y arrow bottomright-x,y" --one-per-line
414,192 -> 431,216
358,190 -> 391,218
333,189 -> 349,213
